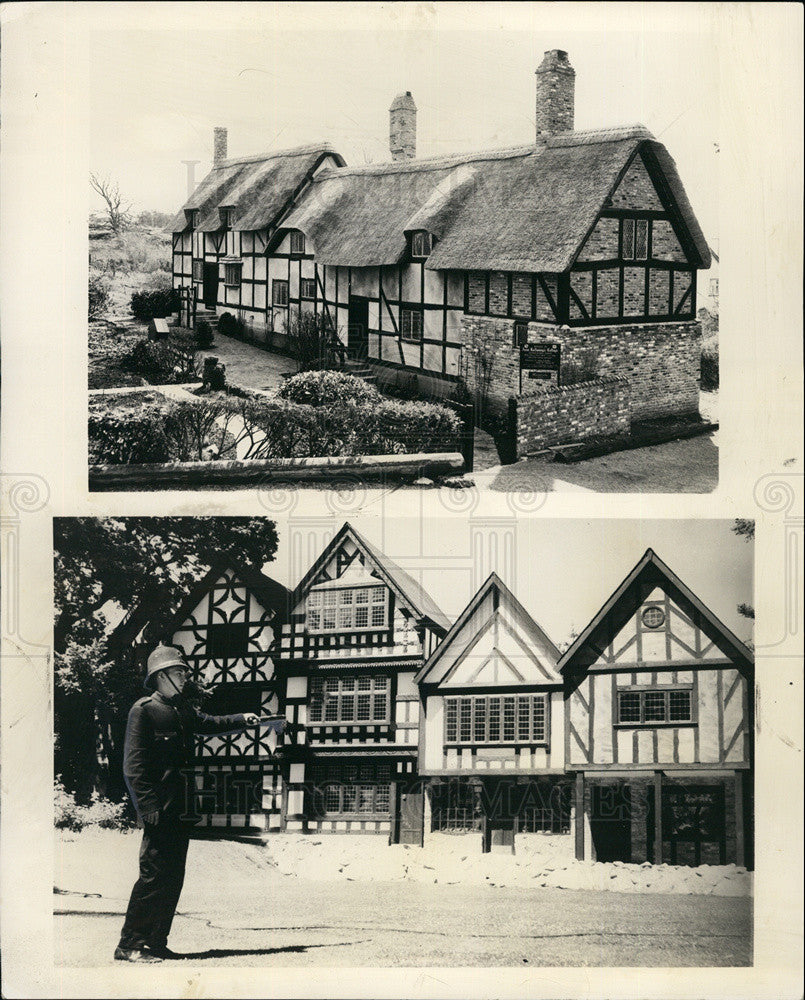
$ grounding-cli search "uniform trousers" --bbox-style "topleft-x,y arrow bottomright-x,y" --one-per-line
118,817 -> 191,951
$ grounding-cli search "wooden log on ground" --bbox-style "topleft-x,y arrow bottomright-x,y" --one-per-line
90,452 -> 465,490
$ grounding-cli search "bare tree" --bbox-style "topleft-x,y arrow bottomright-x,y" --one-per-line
89,173 -> 132,234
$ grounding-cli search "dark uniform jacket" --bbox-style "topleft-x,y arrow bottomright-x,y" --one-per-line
123,691 -> 246,824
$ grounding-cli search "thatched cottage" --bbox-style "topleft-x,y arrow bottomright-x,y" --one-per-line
171,50 -> 711,421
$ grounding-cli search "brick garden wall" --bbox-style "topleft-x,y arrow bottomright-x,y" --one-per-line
515,377 -> 631,456
459,315 -> 702,423
530,320 -> 702,420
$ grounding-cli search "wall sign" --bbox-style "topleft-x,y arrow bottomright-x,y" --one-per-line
521,343 -> 561,372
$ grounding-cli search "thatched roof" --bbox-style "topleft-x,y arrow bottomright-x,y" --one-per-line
169,144 -> 344,234
280,126 -> 710,272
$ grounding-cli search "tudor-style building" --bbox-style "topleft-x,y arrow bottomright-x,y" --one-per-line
121,528 -> 752,866
154,558 -> 291,833
558,549 -> 754,868
274,523 -> 450,842
170,50 -> 711,419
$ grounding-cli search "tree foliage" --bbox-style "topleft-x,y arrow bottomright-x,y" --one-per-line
53,517 -> 279,801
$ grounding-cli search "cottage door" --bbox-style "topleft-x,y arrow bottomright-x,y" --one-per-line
347,296 -> 369,359
395,784 -> 425,846
203,262 -> 219,308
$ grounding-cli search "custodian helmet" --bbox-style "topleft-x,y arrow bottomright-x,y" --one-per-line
144,644 -> 187,689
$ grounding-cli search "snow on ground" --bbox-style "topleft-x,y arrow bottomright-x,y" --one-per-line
55,828 -> 751,906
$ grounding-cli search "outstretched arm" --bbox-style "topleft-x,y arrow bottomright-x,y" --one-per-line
191,707 -> 259,734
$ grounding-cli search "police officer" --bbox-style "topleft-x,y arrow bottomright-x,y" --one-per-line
115,644 -> 261,963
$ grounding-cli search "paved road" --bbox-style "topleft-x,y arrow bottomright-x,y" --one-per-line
56,878 -> 750,968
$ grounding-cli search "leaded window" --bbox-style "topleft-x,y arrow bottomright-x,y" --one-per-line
411,231 -> 432,258
444,694 -> 548,744
307,585 -> 388,632
617,688 -> 693,725
300,277 -> 316,299
400,308 -> 423,343
622,218 -> 649,261
308,674 -> 390,724
272,280 -> 289,306
192,259 -> 204,282
309,761 -> 392,816
224,261 -> 241,287
289,231 -> 306,255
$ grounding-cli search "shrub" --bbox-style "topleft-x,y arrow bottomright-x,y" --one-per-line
286,311 -> 343,372
130,287 -> 176,321
88,273 -> 110,319
278,370 -> 381,407
55,776 -> 132,831
195,319 -> 214,348
701,335 -> 719,391
123,335 -> 197,384
88,406 -> 172,464
561,348 -> 599,386
218,311 -> 248,339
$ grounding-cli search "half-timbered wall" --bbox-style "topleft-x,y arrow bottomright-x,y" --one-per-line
168,569 -> 283,830
570,151 -> 696,325
277,535 -> 435,833
566,588 -> 751,770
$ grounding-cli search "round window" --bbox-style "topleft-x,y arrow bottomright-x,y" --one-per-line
642,605 -> 666,629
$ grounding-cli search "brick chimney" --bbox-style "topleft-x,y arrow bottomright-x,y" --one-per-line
213,126 -> 228,167
389,92 -> 416,161
535,49 -> 575,142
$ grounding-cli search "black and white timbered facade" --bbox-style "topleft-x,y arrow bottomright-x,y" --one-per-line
170,50 -> 710,410
126,526 -> 753,867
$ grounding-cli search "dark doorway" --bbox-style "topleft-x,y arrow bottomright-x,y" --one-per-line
590,783 -> 632,862
395,785 -> 425,846
203,262 -> 219,308
658,783 -> 726,866
347,296 -> 369,358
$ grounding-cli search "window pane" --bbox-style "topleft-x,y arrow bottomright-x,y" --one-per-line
635,220 -> 648,260
460,699 -> 472,741
324,591 -> 337,606
375,783 -> 390,813
371,588 -> 385,603
474,698 -> 487,742
371,605 -> 386,626
340,695 -> 355,721
622,218 -> 635,260
669,690 -> 692,722
373,694 -> 387,720
644,691 -> 666,722
308,591 -> 322,607
358,675 -> 372,690
323,610 -> 336,629
325,784 -> 341,812
342,785 -> 356,812
356,589 -> 369,604
324,697 -> 338,721
533,696 -> 546,741
619,691 -> 641,723
518,697 -> 531,741
503,697 -> 516,740
355,607 -> 368,627
445,700 -> 457,742
341,677 -> 355,691
338,607 -> 352,628
488,698 -> 500,741
357,694 -> 371,720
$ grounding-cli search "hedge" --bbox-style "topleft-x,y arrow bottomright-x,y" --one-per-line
701,336 -> 719,391
89,393 -> 463,465
88,406 -> 172,465
130,288 -> 177,321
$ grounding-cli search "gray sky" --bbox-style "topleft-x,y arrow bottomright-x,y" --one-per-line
267,518 -> 753,648
89,3 -> 719,249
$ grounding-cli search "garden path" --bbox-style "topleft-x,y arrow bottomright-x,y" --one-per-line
195,334 -> 297,392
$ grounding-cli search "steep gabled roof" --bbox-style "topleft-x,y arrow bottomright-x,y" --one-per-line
290,522 -> 451,634
111,557 -> 290,653
169,144 -> 345,234
281,126 -> 710,272
558,549 -> 754,674
415,572 -> 561,686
